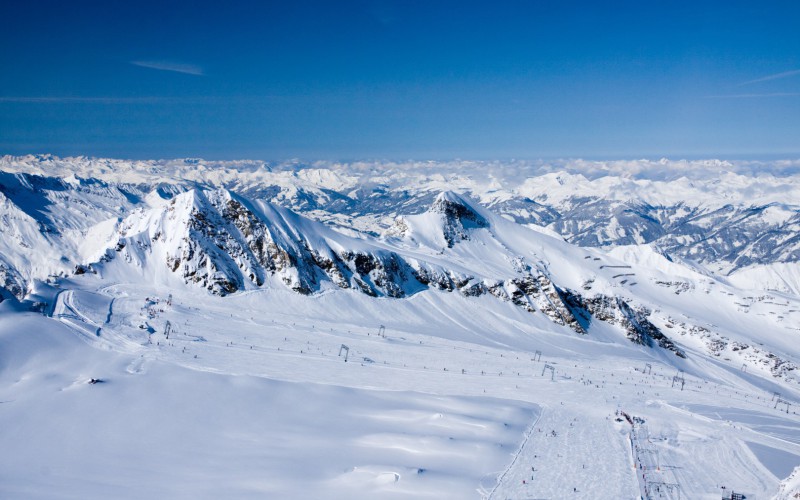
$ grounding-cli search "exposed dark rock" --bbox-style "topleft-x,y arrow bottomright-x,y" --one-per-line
429,192 -> 489,247
561,290 -> 686,358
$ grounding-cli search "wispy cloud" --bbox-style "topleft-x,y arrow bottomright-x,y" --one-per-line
0,96 -> 178,104
0,95 -> 285,104
130,60 -> 204,76
705,92 -> 800,99
738,69 -> 800,86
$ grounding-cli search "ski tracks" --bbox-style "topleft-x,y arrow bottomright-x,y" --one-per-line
483,405 -> 544,499
488,405 -> 639,499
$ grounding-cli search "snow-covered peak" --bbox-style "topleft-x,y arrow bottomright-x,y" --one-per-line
3,155 -> 800,276
430,191 -> 487,221
387,192 -> 491,251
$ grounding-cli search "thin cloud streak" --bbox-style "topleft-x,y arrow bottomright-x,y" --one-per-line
0,96 -> 184,104
130,60 -> 204,76
738,69 -> 800,86
705,92 -> 800,99
0,95 -> 286,104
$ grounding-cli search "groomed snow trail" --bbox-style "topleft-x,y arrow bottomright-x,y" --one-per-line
483,407 -> 543,499
487,405 -> 639,499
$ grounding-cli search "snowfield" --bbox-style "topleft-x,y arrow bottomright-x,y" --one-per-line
2,276 -> 799,498
1,306 -> 536,499
1,156 -> 800,498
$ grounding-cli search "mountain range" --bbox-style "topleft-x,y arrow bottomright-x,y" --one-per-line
2,155 -> 800,498
1,155 -> 799,384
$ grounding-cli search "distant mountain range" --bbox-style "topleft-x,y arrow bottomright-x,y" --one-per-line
1,155 -> 799,385
3,155 -> 800,279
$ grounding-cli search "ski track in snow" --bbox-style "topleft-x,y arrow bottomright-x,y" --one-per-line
483,407 -> 543,499
489,407 -> 639,499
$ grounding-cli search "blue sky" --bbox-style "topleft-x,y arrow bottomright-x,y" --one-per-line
1,1 -> 799,160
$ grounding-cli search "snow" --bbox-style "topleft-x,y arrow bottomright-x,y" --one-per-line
729,262 -> 800,296
2,156 -> 800,498
2,155 -> 800,287
4,155 -> 800,214
0,311 -> 535,499
3,267 -> 800,498
746,442 -> 800,479
774,466 -> 800,499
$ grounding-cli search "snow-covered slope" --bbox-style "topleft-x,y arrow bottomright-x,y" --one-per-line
64,188 -> 696,361
3,155 -> 799,278
3,267 -> 799,498
2,166 -> 799,380
1,157 -> 800,498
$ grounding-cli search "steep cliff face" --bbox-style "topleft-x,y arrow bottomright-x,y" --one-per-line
4,158 -> 800,385
483,274 -> 586,333
93,189 -> 429,298
94,189 -> 307,295
4,155 -> 800,280
381,193 -> 686,356
411,264 -> 682,357
428,192 -> 490,247
0,262 -> 26,301
560,291 -> 686,357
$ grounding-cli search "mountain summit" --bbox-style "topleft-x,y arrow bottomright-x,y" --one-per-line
428,191 -> 489,247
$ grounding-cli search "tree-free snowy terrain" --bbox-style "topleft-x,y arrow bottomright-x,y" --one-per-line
4,155 -> 800,279
1,156 -> 799,499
